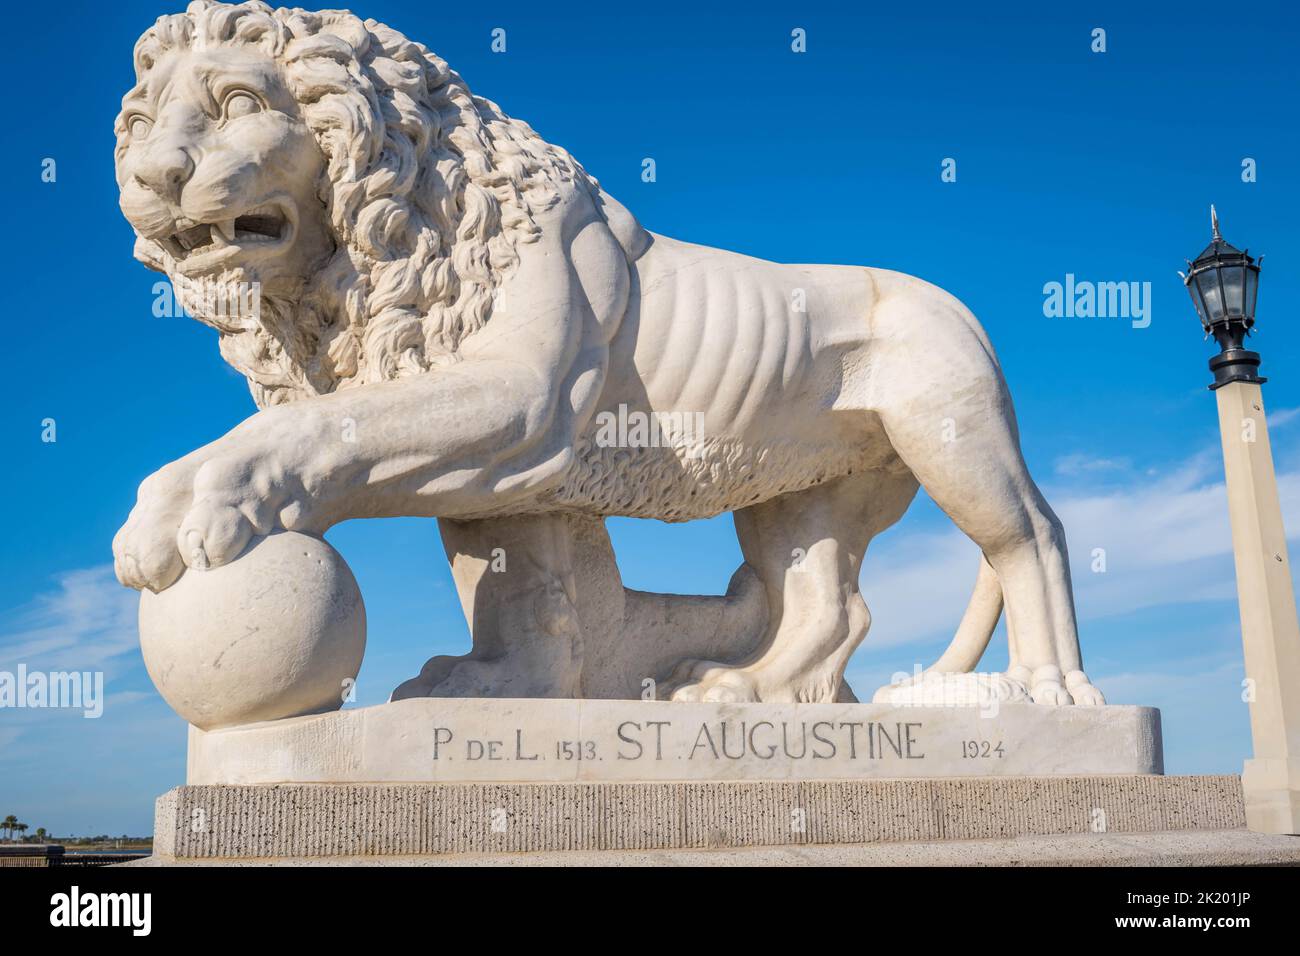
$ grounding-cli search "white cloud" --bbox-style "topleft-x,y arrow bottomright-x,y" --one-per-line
0,565 -> 145,751
1092,657 -> 1250,775
0,565 -> 139,673
1094,657 -> 1242,705
858,448 -> 1300,650
0,566 -> 174,804
1053,453 -> 1130,477
860,530 -> 982,650
1267,406 -> 1300,430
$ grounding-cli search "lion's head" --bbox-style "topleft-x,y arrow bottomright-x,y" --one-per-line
116,0 -> 594,407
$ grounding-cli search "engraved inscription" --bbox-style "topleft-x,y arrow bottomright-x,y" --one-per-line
432,720 -> 934,764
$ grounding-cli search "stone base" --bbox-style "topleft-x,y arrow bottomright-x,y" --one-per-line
1242,757 -> 1300,834
130,828 -> 1300,867
154,775 -> 1246,860
186,698 -> 1164,784
165,698 -> 1179,859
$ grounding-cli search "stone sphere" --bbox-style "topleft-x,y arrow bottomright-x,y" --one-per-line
139,531 -> 366,731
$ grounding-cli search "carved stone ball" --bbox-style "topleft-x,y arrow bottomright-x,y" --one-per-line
139,532 -> 366,731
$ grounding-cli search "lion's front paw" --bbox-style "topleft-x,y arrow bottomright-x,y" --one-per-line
114,463 -> 198,592
114,450 -> 312,591
175,454 -> 312,573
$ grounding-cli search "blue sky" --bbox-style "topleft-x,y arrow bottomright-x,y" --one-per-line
2,0 -> 1298,835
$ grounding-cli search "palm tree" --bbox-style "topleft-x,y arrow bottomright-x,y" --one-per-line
1,815 -> 17,841
35,827 -> 48,843
13,822 -> 28,842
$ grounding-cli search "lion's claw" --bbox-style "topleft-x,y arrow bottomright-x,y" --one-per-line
177,498 -> 258,571
113,446 -> 307,591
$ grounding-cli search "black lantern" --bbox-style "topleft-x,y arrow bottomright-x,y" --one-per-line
1181,206 -> 1264,389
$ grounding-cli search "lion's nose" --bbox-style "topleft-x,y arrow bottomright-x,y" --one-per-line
133,144 -> 195,204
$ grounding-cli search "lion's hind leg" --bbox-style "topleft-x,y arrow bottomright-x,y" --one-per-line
660,468 -> 916,704
867,282 -> 1105,706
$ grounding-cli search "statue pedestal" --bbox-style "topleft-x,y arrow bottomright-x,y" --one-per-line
144,699 -> 1229,861
185,698 -> 1163,785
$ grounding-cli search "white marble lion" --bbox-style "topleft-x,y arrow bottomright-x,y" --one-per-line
113,1 -> 1103,706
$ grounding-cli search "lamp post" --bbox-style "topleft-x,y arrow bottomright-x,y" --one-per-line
1183,207 -> 1300,834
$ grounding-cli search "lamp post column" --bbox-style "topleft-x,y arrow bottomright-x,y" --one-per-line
1215,379 -> 1300,834
1184,208 -> 1300,834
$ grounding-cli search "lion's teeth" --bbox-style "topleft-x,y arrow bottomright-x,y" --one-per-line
214,219 -> 237,242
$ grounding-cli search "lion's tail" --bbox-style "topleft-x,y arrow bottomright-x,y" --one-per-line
924,554 -> 1003,673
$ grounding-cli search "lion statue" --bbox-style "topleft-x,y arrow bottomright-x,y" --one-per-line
113,0 -> 1104,707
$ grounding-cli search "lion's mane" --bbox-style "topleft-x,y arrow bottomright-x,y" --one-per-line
122,0 -> 596,407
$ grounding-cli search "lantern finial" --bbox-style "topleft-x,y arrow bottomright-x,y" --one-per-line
1211,204 -> 1221,241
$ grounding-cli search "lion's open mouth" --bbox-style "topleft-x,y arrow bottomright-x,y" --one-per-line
159,202 -> 290,262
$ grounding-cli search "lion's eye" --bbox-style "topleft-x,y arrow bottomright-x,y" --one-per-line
127,115 -> 153,139
222,91 -> 263,121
